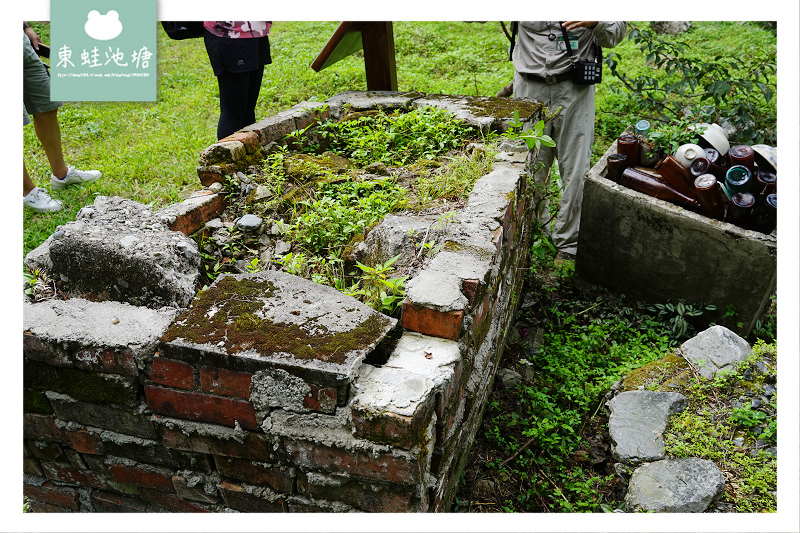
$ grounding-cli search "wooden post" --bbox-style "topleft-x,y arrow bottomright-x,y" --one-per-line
361,22 -> 397,91
311,21 -> 398,91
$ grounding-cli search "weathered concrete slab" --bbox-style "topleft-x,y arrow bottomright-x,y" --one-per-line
24,196 -> 201,309
679,325 -> 752,379
607,391 -> 687,464
24,298 -> 180,364
159,271 -> 398,388
625,458 -> 725,512
412,94 -> 542,134
576,141 -> 776,336
350,332 -> 461,448
324,90 -> 424,113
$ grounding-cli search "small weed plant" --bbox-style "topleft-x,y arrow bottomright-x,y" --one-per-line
314,106 -> 476,166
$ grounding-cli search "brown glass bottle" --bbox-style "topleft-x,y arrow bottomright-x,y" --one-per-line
750,193 -> 777,234
689,157 -> 711,178
620,167 -> 701,211
703,147 -> 729,180
606,154 -> 628,183
617,134 -> 639,167
752,170 -> 777,198
654,155 -> 697,199
725,192 -> 755,228
729,145 -> 755,173
693,174 -> 726,220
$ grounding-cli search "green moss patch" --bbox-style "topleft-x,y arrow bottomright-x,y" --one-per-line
161,276 -> 393,366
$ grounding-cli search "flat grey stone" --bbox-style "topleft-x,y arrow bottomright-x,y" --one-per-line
607,391 -> 687,464
680,325 -> 752,379
405,270 -> 467,313
236,214 -> 263,232
625,458 -> 725,512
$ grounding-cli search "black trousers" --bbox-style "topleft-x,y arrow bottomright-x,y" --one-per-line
204,32 -> 271,140
215,67 -> 264,140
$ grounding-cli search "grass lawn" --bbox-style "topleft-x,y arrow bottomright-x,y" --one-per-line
22,21 -> 776,263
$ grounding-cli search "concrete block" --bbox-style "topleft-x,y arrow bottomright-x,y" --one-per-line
577,142 -> 776,335
24,196 -> 201,309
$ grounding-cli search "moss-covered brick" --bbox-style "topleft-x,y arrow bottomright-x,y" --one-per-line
24,359 -> 139,407
24,389 -> 53,415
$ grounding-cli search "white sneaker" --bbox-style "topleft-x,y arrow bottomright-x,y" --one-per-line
50,165 -> 102,189
24,187 -> 64,212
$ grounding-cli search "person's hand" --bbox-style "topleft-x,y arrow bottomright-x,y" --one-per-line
561,21 -> 598,31
24,26 -> 42,50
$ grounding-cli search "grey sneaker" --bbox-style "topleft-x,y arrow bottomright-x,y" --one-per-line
50,165 -> 102,189
23,187 -> 64,212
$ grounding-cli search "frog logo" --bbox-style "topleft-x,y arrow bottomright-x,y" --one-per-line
84,10 -> 123,41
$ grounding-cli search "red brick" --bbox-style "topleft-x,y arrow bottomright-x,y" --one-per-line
401,301 -> 463,341
217,480 -> 286,512
108,462 -> 175,491
165,191 -> 228,236
197,166 -> 226,187
303,474 -> 414,513
91,490 -> 149,512
352,400 -> 434,450
215,456 -> 294,493
145,386 -> 258,430
200,367 -> 251,398
172,475 -> 222,504
436,359 -> 464,419
64,427 -> 104,455
41,462 -> 105,489
302,383 -> 338,413
138,487 -> 214,513
26,500 -> 75,513
27,440 -> 65,462
285,438 -> 423,485
24,413 -> 61,441
499,201 -> 514,236
218,131 -> 260,153
73,347 -> 138,376
23,481 -> 80,510
149,358 -> 194,389
23,456 -> 44,476
23,332 -> 72,367
160,424 -> 276,462
461,278 -> 483,308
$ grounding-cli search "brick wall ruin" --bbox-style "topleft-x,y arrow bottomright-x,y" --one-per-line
23,91 -> 541,512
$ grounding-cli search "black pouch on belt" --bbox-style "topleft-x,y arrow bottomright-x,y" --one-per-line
560,23 -> 602,85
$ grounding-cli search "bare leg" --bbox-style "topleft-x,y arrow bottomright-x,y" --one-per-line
23,163 -> 35,196
32,108 -> 69,179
